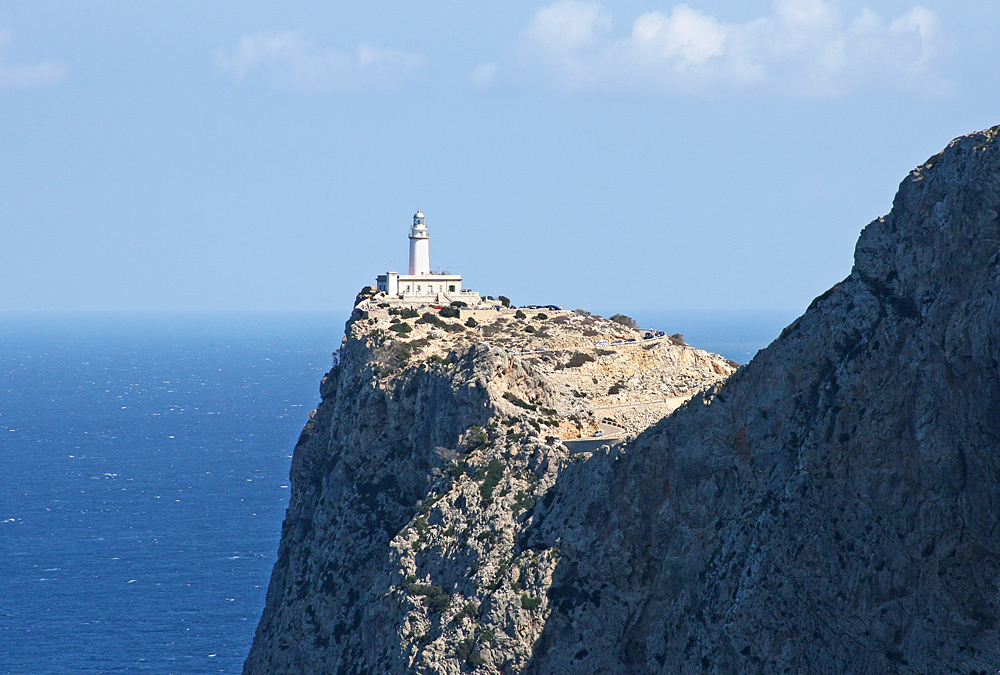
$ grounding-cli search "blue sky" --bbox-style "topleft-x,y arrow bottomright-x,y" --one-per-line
1,1 -> 998,312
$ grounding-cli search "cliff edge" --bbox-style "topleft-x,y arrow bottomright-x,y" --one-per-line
244,306 -> 734,674
525,125 -> 1000,674
247,125 -> 1000,674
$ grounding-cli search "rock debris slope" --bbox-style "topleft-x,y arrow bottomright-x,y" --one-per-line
525,126 -> 1000,673
246,125 -> 1000,675
243,308 -> 734,674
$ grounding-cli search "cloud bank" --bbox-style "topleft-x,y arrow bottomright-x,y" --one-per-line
506,0 -> 945,96
0,31 -> 66,88
216,31 -> 426,92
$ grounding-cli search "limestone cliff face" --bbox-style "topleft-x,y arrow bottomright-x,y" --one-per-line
247,125 -> 1000,675
244,309 -> 734,674
525,126 -> 1000,673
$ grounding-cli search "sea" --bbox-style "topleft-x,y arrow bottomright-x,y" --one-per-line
0,308 -> 796,674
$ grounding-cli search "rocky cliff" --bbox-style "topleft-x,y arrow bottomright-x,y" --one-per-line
244,307 -> 735,674
246,125 -> 1000,675
524,126 -> 1000,674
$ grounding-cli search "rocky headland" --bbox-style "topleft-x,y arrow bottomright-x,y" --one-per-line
246,125 -> 1000,674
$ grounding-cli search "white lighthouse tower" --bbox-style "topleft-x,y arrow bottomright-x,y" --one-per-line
375,209 -> 478,304
408,210 -> 430,276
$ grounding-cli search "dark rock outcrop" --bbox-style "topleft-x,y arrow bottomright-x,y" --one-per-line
526,125 -> 1000,673
246,125 -> 1000,674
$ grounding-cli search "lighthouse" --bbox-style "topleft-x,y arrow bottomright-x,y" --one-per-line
408,210 -> 430,276
375,210 -> 479,304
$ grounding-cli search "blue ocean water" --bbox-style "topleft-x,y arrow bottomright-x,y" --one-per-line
0,308 -> 796,674
0,312 -> 346,675
602,309 -> 799,365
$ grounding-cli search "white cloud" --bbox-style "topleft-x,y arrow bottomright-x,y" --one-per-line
471,62 -> 497,88
0,30 -> 66,88
527,0 -> 612,52
215,31 -> 425,92
630,6 -> 728,66
512,0 -> 945,96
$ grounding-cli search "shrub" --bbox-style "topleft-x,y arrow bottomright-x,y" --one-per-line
457,638 -> 474,661
464,426 -> 489,452
512,489 -> 535,516
448,460 -> 467,478
416,312 -> 445,327
457,638 -> 485,666
386,342 -> 414,370
439,306 -> 460,318
521,594 -> 542,611
565,352 -> 595,368
455,602 -> 480,621
535,313 -> 548,320
524,325 -> 536,333
400,307 -> 419,319
479,458 -> 505,505
610,313 -> 637,328
403,578 -> 451,613
503,392 -> 536,411
450,300 -> 468,308
670,333 -> 686,345
389,322 -> 412,335
499,295 -> 510,307
465,317 -> 478,327
514,310 -> 526,319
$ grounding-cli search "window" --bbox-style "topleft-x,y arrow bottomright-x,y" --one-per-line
405,285 -> 410,292
448,285 -> 455,292
417,285 -> 421,293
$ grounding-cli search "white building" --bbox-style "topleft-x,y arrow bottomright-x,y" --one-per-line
375,211 -> 481,305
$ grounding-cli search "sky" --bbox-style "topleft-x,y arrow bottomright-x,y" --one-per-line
1,1 -> 998,312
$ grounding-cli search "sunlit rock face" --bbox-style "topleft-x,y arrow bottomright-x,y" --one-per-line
246,126 -> 1000,675
526,126 -> 1000,674
243,303 -> 733,674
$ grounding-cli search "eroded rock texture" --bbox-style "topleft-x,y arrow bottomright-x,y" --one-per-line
246,126 -> 1000,675
527,127 -> 1000,673
244,309 -> 733,674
